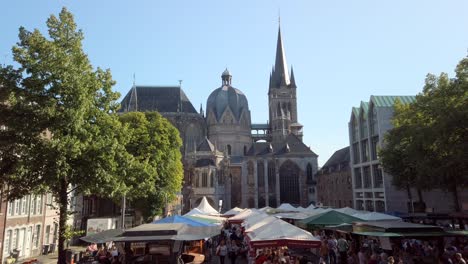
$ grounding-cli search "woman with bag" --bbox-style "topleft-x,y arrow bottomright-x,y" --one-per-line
216,240 -> 228,264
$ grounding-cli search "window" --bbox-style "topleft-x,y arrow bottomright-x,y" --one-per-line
352,143 -> 360,164
373,165 -> 383,188
195,174 -> 200,188
8,201 -> 14,216
247,161 -> 254,186
21,197 -> 27,215
352,117 -> 359,142
4,230 -> 12,254
244,145 -> 247,155
227,145 -> 231,156
361,139 -> 369,162
31,195 -> 37,215
257,161 -> 264,188
375,201 -> 386,212
365,200 -> 374,211
371,136 -> 379,160
370,106 -> 378,136
279,160 -> 300,205
354,168 -> 362,188
356,200 -> 364,210
268,161 -> 276,193
360,114 -> 368,139
210,171 -> 214,187
11,229 -> 17,251
37,195 -> 43,214
15,199 -> 20,215
34,225 -> 41,248
45,225 -> 51,245
306,163 -> 313,184
363,166 -> 371,188
202,172 -> 208,187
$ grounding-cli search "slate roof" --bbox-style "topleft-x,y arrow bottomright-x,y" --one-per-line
247,134 -> 317,157
119,86 -> 198,113
370,95 -> 416,107
195,159 -> 215,168
321,146 -> 350,170
197,138 -> 216,152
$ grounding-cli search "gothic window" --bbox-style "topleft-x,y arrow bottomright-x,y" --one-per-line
257,161 -> 264,188
247,161 -> 254,186
227,145 -> 232,156
277,102 -> 281,117
185,123 -> 201,153
210,171 -> 214,187
306,163 -> 313,184
268,160 -> 276,193
195,173 -> 200,188
202,172 -> 208,187
244,145 -> 247,155
279,160 -> 300,205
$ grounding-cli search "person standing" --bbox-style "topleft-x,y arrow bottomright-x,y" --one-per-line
216,240 -> 228,264
320,240 -> 330,264
337,236 -> 349,264
328,235 -> 338,264
229,240 -> 239,264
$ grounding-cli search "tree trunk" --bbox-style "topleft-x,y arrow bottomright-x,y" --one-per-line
417,188 -> 423,202
406,184 -> 414,213
58,178 -> 69,264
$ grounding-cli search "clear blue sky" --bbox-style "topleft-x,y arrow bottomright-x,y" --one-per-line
1,0 -> 467,166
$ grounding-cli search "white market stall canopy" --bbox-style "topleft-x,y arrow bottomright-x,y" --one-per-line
195,196 -> 219,215
276,203 -> 300,212
247,219 -> 321,248
184,207 -> 204,216
222,207 -> 244,216
244,216 -> 278,233
228,209 -> 262,224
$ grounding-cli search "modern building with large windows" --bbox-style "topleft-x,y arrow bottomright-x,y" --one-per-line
348,95 -> 460,213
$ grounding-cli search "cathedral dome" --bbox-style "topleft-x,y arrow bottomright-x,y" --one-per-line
206,69 -> 249,122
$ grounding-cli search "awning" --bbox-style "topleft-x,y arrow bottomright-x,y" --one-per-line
80,229 -> 124,244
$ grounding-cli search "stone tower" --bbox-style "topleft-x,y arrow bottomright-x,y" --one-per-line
268,26 -> 303,142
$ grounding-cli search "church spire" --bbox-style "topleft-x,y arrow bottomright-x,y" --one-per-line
290,65 -> 297,88
271,25 -> 290,88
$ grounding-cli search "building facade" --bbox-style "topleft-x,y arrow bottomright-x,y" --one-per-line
316,147 -> 353,208
0,186 -> 6,261
348,95 -> 462,213
119,26 -> 319,212
2,194 -> 45,263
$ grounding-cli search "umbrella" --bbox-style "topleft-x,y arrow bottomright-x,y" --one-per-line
80,229 -> 124,244
297,210 -> 363,229
153,215 -> 215,226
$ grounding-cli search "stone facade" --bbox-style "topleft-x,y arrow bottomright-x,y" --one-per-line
0,186 -> 6,261
119,26 -> 319,213
316,147 -> 353,208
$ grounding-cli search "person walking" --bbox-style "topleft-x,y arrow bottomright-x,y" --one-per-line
216,240 -> 228,264
337,236 -> 349,264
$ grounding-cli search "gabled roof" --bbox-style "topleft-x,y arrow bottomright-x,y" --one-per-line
197,138 -> 216,152
351,107 -> 360,118
321,146 -> 350,169
360,101 -> 369,115
119,86 -> 198,113
246,134 -> 317,157
370,95 -> 416,107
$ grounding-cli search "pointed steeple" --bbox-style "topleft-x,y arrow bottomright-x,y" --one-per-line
271,26 -> 290,88
290,66 -> 297,88
200,103 -> 204,117
128,84 -> 138,111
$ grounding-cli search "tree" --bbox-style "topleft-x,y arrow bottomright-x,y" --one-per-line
119,112 -> 183,221
0,8 -> 165,263
380,56 -> 468,212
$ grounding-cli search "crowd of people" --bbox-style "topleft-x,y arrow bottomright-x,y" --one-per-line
316,233 -> 468,264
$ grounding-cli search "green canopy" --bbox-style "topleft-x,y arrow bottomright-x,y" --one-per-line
297,210 -> 363,229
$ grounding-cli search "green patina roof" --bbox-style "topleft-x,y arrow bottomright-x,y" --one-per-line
370,96 -> 416,107
360,101 -> 369,115
351,107 -> 360,118
297,210 -> 364,229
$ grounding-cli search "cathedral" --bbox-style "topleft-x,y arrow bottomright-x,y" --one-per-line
119,27 -> 318,213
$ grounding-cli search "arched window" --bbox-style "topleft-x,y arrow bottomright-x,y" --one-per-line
306,163 -> 313,184
247,161 -> 254,186
202,172 -> 208,187
227,145 -> 232,156
244,145 -> 247,155
279,160 -> 300,205
210,171 -> 214,187
218,169 -> 224,185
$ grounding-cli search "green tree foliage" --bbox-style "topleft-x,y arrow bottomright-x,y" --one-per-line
380,56 -> 468,212
0,8 -> 179,263
119,112 -> 183,221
